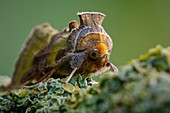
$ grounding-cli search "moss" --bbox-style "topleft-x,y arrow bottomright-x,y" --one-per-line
0,45 -> 170,113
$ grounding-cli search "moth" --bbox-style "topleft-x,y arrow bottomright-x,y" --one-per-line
9,12 -> 118,89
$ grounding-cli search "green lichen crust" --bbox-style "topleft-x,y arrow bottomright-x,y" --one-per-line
1,45 -> 170,113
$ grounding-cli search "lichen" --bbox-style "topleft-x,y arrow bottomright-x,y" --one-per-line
0,45 -> 170,113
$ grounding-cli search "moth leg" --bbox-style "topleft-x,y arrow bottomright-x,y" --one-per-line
39,68 -> 56,83
24,68 -> 56,88
64,67 -> 78,84
45,63 -> 58,69
108,62 -> 118,73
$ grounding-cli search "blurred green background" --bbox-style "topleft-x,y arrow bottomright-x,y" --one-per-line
0,0 -> 170,76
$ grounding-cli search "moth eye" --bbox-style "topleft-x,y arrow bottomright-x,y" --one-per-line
89,49 -> 99,60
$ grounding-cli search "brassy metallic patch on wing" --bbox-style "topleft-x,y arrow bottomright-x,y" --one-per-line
19,32 -> 70,86
11,24 -> 59,88
47,34 -> 69,65
76,33 -> 112,52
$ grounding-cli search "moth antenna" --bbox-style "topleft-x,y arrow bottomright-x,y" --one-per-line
77,12 -> 105,31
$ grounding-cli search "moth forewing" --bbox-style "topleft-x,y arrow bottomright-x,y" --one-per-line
47,33 -> 70,65
10,24 -> 59,89
15,30 -> 72,88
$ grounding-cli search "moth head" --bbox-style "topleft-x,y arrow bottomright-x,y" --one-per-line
87,42 -> 109,70
88,42 -> 108,60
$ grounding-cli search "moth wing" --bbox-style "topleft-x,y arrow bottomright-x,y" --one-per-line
12,31 -> 70,88
42,33 -> 69,66
11,23 -> 59,88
